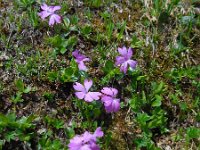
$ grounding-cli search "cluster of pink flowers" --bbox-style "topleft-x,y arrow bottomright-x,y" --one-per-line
73,79 -> 120,113
68,127 -> 104,150
38,4 -> 138,73
71,47 -> 137,149
38,4 -> 137,74
72,47 -> 137,114
72,47 -> 137,74
38,4 -> 138,150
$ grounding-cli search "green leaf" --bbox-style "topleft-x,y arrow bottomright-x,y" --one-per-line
142,91 -> 147,104
0,113 -> 9,127
186,127 -> 200,141
24,86 -> 32,93
179,102 -> 188,111
129,96 -> 137,110
5,131 -> 17,142
0,140 -> 5,149
136,113 -> 151,127
11,92 -> 24,104
6,113 -> 17,122
60,47 -> 67,54
63,17 -> 70,28
43,92 -> 54,101
51,139 -> 63,149
60,67 -> 78,82
62,36 -> 77,54
103,60 -> 114,74
154,81 -> 165,94
15,79 -> 24,92
47,35 -> 63,48
47,71 -> 58,82
63,68 -> 73,76
81,25 -> 92,37
18,133 -> 32,141
131,35 -> 144,48
54,120 -> 64,129
137,75 -> 147,81
152,95 -> 162,107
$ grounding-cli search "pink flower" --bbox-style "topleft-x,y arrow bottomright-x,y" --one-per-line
68,127 -> 104,150
72,50 -> 90,71
101,87 -> 120,113
38,3 -> 61,26
73,79 -> 101,102
115,46 -> 137,74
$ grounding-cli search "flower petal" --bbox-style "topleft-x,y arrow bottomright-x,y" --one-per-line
49,15 -> 55,26
78,61 -> 87,71
49,14 -> 61,26
82,131 -> 94,142
52,14 -> 61,23
38,11 -> 51,19
112,99 -> 120,112
101,96 -> 113,104
72,50 -> 79,58
101,87 -> 113,96
120,62 -> 128,73
127,47 -> 133,59
79,144 -> 91,150
89,142 -> 100,150
84,93 -> 94,102
84,92 -> 101,102
84,79 -> 93,92
101,87 -> 118,97
53,14 -> 61,23
104,98 -> 120,113
75,92 -> 85,99
82,58 -> 90,62
118,47 -> 127,56
68,135 -> 83,150
115,56 -> 125,66
72,50 -> 89,63
111,88 -> 118,97
88,92 -> 101,100
41,3 -> 49,10
94,127 -> 104,138
128,60 -> 137,69
73,82 -> 85,92
104,105 -> 113,113
51,6 -> 61,12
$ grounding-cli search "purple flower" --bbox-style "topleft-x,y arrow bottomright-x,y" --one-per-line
38,3 -> 61,26
73,79 -> 101,102
68,127 -> 104,150
101,87 -> 120,113
115,46 -> 137,73
72,50 -> 90,71
93,127 -> 104,138
68,135 -> 84,150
